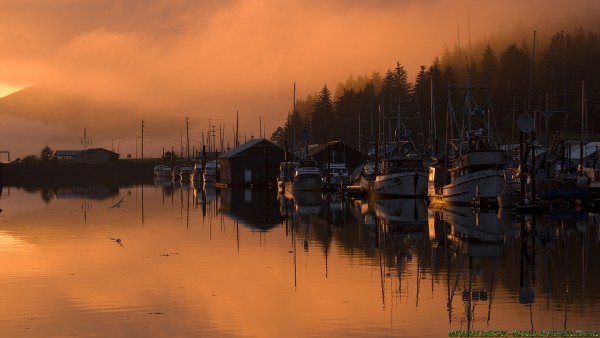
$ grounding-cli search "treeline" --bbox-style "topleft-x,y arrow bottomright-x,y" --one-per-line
271,27 -> 600,153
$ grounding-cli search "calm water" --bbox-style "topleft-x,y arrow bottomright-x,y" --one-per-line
0,182 -> 598,337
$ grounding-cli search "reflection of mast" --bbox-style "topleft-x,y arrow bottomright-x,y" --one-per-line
292,199 -> 297,290
236,220 -> 240,253
416,239 -> 423,309
465,257 -> 474,334
201,185 -> 206,217
186,186 -> 190,228
444,218 -> 455,326
141,185 -> 145,225
377,215 -> 385,309
83,186 -> 88,224
562,222 -> 569,331
325,194 -> 329,278
519,215 -> 535,331
486,261 -> 497,325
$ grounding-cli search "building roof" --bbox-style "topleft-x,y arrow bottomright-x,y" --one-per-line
56,150 -> 82,156
309,140 -> 367,159
219,138 -> 281,159
567,141 -> 600,160
55,148 -> 118,157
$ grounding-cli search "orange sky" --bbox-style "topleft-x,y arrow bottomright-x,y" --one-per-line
0,0 -> 598,159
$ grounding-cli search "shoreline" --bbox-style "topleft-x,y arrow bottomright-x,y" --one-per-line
0,160 -> 157,187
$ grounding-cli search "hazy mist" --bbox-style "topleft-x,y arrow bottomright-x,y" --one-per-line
0,0 -> 598,159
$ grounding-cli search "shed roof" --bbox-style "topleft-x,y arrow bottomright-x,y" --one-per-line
55,148 -> 118,156
56,150 -> 82,156
568,141 -> 600,160
219,138 -> 280,159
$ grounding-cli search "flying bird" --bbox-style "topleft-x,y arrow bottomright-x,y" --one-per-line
109,237 -> 124,248
109,197 -> 125,209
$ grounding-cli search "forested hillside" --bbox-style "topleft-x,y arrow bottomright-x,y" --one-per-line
272,28 -> 600,154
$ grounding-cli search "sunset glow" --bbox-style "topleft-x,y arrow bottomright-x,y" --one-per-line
0,0 -> 598,158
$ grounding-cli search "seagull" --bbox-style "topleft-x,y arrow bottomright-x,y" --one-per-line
109,197 -> 125,209
109,237 -> 124,247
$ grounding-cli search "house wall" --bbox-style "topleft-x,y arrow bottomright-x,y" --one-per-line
220,144 -> 286,186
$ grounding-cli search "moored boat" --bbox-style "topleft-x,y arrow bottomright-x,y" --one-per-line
191,163 -> 203,182
203,160 -> 219,183
428,72 -> 507,208
321,162 -> 350,188
374,153 -> 428,197
154,164 -> 169,177
291,155 -> 322,192
277,161 -> 297,191
179,164 -> 194,181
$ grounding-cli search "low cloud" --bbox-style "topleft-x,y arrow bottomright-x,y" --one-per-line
0,0 -> 597,158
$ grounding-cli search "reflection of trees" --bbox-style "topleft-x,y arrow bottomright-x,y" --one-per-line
40,187 -> 56,204
286,200 -> 600,328
23,186 -> 40,193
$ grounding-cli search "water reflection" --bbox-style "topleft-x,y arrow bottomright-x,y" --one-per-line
0,183 -> 598,337
221,187 -> 282,231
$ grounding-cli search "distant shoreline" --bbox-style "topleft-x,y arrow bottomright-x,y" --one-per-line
0,160 -> 157,187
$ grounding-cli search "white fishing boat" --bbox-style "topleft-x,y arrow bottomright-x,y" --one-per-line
291,155 -> 322,192
428,72 -> 507,208
374,153 -> 428,197
179,164 -> 194,181
154,164 -> 170,178
154,165 -> 173,180
203,160 -> 218,183
349,162 -> 376,189
321,162 -> 350,187
191,163 -> 203,182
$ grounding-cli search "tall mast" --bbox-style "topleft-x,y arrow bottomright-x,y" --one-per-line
431,78 -> 437,156
186,116 -> 190,159
293,82 -> 296,156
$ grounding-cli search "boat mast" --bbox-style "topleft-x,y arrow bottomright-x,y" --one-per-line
431,78 -> 437,157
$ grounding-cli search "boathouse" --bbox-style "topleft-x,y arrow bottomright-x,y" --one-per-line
218,138 -> 293,186
55,148 -> 119,163
309,140 -> 368,173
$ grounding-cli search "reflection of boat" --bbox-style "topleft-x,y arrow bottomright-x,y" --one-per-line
349,162 -> 376,190
277,161 -> 297,191
154,165 -> 173,179
202,182 -> 217,202
191,163 -> 203,182
203,161 -> 218,183
154,164 -> 169,177
443,206 -> 506,257
179,165 -> 194,181
291,154 -> 322,192
372,198 -> 428,231
292,190 -> 322,215
56,186 -> 119,200
348,199 -> 376,226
